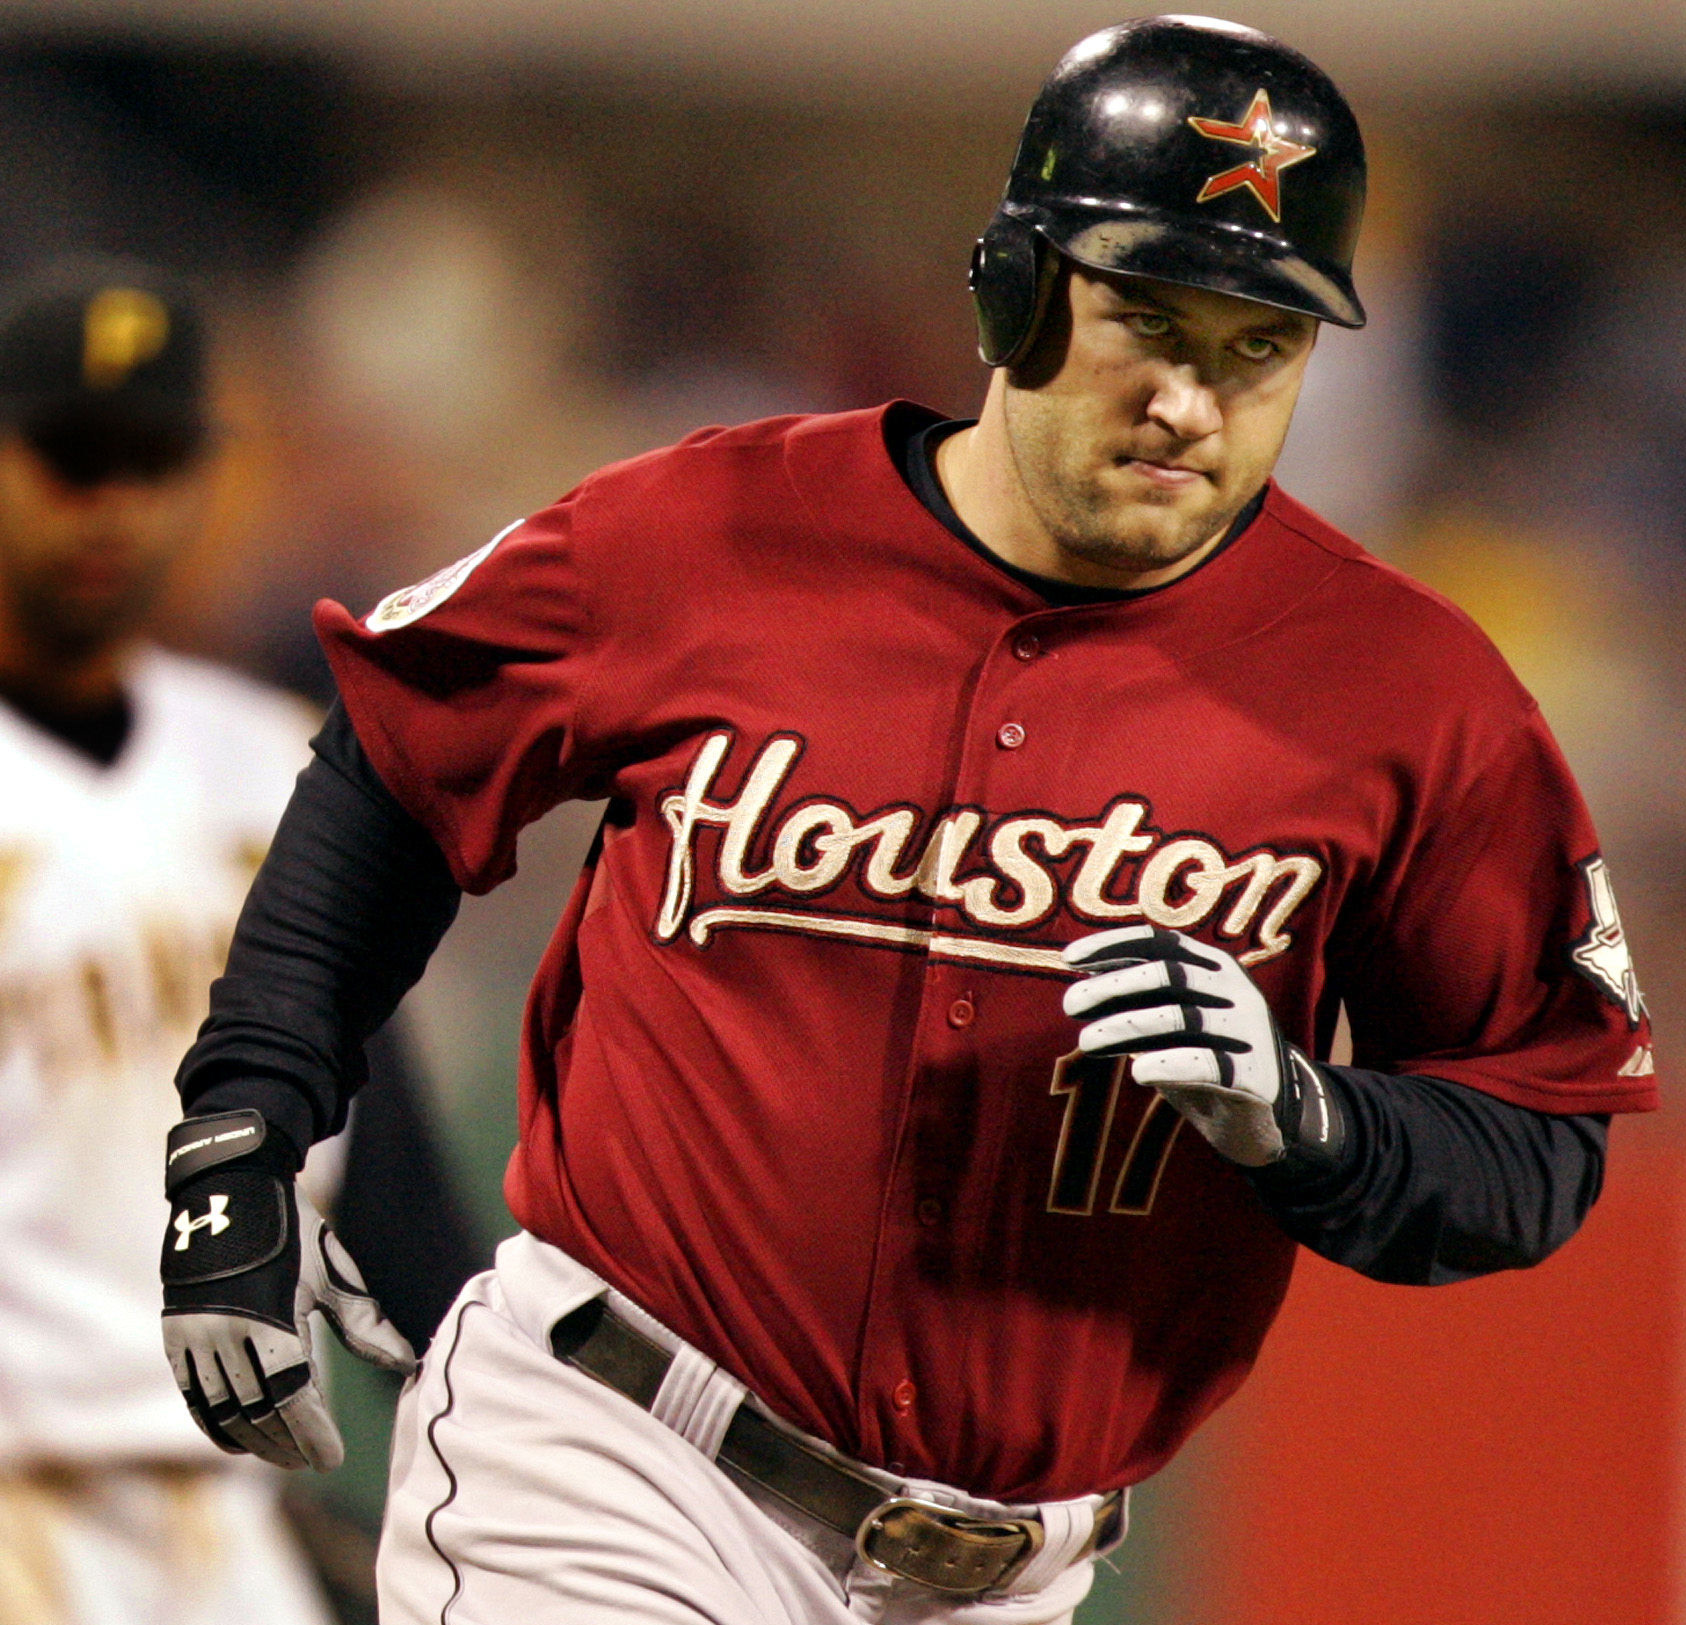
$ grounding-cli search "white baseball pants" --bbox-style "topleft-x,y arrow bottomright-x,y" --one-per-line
378,1232 -> 1120,1625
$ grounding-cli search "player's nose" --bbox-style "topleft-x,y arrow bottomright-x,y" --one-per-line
1144,363 -> 1222,442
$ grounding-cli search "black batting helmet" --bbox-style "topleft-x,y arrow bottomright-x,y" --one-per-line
971,15 -> 1367,367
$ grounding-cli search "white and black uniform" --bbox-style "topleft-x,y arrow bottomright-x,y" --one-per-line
0,647 -> 333,1625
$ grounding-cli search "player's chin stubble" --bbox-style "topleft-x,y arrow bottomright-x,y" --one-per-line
1042,479 -> 1245,577
1004,402 -> 1245,578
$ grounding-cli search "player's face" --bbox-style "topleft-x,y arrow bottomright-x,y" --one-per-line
0,434 -> 211,659
1000,267 -> 1317,580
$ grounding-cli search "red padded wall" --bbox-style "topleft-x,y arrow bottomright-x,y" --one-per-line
1207,1138 -> 1683,1625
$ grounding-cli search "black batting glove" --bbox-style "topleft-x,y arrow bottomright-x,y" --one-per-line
161,1109 -> 415,1471
1062,925 -> 1345,1170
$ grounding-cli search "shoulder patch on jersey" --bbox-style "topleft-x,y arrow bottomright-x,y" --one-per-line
366,519 -> 522,633
1569,855 -> 1646,1028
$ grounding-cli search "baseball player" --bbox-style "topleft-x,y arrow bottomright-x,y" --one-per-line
0,261 -> 340,1624
163,18 -> 1655,1625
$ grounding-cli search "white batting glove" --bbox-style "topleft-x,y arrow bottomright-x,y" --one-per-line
161,1110 -> 416,1471
1062,925 -> 1342,1169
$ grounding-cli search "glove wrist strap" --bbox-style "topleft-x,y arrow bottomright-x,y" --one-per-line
166,1108 -> 294,1197
1273,1046 -> 1348,1172
163,1110 -> 299,1294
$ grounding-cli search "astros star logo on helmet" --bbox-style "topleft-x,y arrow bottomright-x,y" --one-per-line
1187,89 -> 1316,222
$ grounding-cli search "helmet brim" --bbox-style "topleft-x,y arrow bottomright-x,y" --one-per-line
1016,204 -> 1366,330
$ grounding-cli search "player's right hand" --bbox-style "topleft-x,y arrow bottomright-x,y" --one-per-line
160,1109 -> 415,1471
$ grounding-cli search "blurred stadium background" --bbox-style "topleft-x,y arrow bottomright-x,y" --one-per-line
4,1 -> 1682,1619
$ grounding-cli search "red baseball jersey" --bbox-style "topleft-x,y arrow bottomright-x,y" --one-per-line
318,405 -> 1655,1503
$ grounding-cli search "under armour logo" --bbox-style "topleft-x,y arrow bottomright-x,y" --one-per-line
173,1194 -> 231,1251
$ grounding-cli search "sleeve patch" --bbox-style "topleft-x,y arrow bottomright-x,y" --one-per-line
1568,855 -> 1647,1029
365,519 -> 521,633
1617,1045 -> 1655,1078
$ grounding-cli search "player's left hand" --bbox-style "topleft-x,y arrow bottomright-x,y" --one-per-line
1062,924 -> 1338,1169
160,1109 -> 416,1471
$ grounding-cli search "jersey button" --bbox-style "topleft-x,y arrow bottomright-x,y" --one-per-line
947,997 -> 975,1029
917,1197 -> 945,1226
892,1380 -> 917,1413
997,721 -> 1026,749
1012,633 -> 1041,661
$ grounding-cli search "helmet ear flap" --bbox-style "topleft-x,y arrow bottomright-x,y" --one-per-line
969,216 -> 1056,368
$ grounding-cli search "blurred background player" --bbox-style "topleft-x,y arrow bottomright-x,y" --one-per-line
0,258 -> 477,1625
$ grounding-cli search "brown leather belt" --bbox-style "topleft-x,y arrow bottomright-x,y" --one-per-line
550,1299 -> 1123,1596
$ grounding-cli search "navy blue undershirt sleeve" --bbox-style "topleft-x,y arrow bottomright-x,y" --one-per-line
1249,1067 -> 1607,1283
176,701 -> 462,1163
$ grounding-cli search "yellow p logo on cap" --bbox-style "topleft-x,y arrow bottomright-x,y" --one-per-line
82,287 -> 171,390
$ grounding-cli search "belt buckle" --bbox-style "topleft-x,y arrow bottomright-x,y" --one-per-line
854,1496 -> 1044,1595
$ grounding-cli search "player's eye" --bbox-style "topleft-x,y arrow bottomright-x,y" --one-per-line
1234,334 -> 1280,362
1122,311 -> 1173,338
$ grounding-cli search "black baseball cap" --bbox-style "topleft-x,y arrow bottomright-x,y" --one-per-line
0,258 -> 210,486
